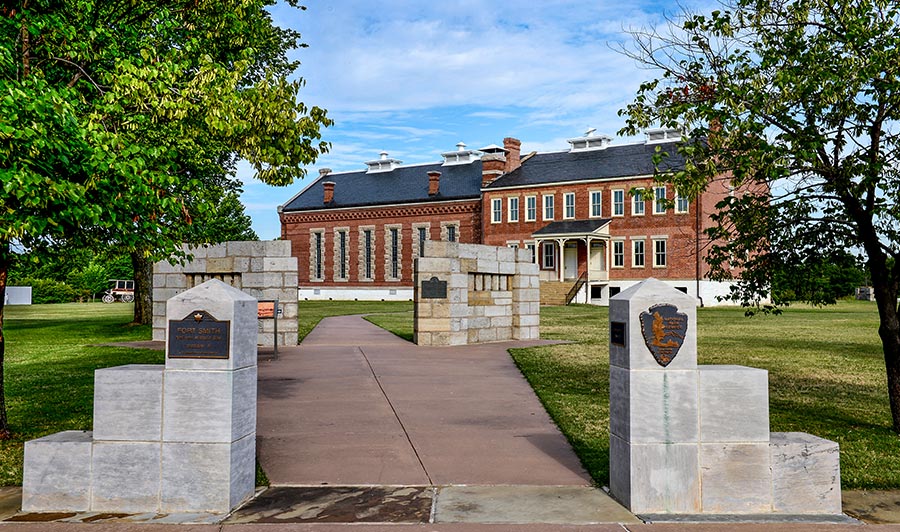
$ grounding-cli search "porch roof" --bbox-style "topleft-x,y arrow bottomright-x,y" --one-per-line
532,219 -> 612,239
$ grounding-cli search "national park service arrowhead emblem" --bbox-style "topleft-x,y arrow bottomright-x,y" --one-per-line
640,304 -> 688,367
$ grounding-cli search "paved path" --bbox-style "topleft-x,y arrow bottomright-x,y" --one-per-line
256,314 -> 590,487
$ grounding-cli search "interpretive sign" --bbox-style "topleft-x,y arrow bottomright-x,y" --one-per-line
258,301 -> 278,319
610,321 -> 626,346
421,276 -> 448,299
639,303 -> 687,367
168,310 -> 230,359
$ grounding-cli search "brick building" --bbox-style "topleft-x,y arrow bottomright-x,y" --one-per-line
279,129 -> 736,305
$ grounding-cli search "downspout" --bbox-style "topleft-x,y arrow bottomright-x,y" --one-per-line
695,193 -> 704,307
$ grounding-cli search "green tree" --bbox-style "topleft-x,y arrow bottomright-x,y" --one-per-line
0,0 -> 332,438
620,0 -> 900,431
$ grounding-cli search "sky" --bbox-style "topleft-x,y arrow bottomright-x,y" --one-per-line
240,0 -> 717,240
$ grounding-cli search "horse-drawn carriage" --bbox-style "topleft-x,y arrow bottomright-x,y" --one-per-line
101,279 -> 135,303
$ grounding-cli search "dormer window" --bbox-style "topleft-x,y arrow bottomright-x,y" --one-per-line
645,128 -> 682,144
567,128 -> 612,152
441,142 -> 480,166
365,151 -> 403,173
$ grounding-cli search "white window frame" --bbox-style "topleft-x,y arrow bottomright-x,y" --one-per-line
508,196 -> 519,223
612,240 -> 625,268
590,190 -> 602,218
491,197 -> 502,223
543,194 -> 555,221
525,195 -> 537,222
676,193 -> 689,214
654,186 -> 667,214
542,241 -> 556,269
612,189 -> 625,217
563,192 -> 576,219
653,238 -> 667,268
632,239 -> 645,268
632,188 -> 645,216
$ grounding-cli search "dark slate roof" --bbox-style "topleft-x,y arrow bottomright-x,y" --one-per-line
532,219 -> 612,236
281,160 -> 484,212
486,141 -> 685,189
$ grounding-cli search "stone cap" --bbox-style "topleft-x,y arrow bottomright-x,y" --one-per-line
611,278 -> 698,307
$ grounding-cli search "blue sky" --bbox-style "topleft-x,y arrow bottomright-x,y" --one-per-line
240,0 -> 716,239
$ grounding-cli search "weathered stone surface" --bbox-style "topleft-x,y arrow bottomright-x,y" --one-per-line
207,257 -> 235,273
609,366 -> 699,444
93,365 -> 163,441
160,434 -> 254,513
610,435 -> 700,514
699,365 -> 769,443
162,366 -> 256,443
700,443 -> 772,513
770,432 -> 842,514
22,431 -> 93,512
91,441 -> 160,512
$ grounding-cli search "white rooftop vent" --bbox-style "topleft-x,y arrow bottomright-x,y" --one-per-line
478,144 -> 508,154
441,141 -> 481,166
645,128 -> 683,144
365,151 -> 403,173
567,128 -> 612,152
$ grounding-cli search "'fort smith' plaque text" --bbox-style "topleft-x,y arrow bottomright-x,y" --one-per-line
168,310 -> 230,359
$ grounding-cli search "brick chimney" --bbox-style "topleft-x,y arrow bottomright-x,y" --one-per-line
428,171 -> 441,196
323,181 -> 335,204
503,137 -> 521,173
481,153 -> 506,188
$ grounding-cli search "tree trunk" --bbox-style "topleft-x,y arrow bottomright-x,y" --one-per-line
873,276 -> 900,434
131,251 -> 153,326
0,240 -> 11,439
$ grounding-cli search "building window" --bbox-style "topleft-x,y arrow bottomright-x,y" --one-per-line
654,186 -> 667,214
613,189 -> 624,216
526,195 -> 537,221
492,198 -> 502,223
633,239 -> 645,268
542,241 -> 556,269
335,229 -> 348,280
654,239 -> 667,267
363,229 -> 373,279
564,192 -> 575,219
447,225 -> 457,242
508,196 -> 519,222
543,194 -> 555,220
418,226 -> 427,257
613,240 -> 624,268
390,228 -> 400,278
590,191 -> 602,218
676,193 -> 689,213
526,242 -> 536,263
385,226 -> 401,280
311,231 -> 324,280
632,188 -> 645,216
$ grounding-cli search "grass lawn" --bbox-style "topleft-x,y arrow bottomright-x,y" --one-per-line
366,299 -> 900,490
1,303 -> 160,486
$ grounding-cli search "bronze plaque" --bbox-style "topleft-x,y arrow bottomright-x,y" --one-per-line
610,321 -> 626,346
421,276 -> 447,299
168,310 -> 230,359
640,304 -> 687,367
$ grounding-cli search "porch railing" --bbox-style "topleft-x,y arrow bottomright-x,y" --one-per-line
565,272 -> 588,305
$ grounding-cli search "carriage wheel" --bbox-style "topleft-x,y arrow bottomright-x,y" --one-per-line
122,294 -> 135,303
102,294 -> 115,304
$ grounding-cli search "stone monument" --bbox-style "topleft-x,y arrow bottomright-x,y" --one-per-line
608,278 -> 841,516
22,279 -> 257,515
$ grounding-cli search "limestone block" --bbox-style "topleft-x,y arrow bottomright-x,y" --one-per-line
284,272 -> 299,287
22,431 -> 93,512
516,248 -> 532,263
207,257 -> 234,273
165,274 -> 187,288
513,326 -> 540,340
484,305 -> 510,317
491,316 -> 513,328
153,287 -> 181,302
476,259 -> 500,274
163,366 -> 257,443
263,257 -> 298,272
233,257 -> 250,272
241,272 -> 266,288
449,331 -> 467,345
283,332 -> 298,346
91,441 -> 160,513
263,272 -> 285,288
424,240 -> 455,258
449,273 -> 468,288
609,366 -> 699,444
153,327 -> 165,341
154,260 -> 179,274
700,443 -> 772,513
160,434 -> 254,514
699,366 -> 769,443
498,261 -> 516,275
497,246 -> 516,262
475,246 -> 499,261
514,314 -> 540,327
165,279 -> 258,371
152,314 -> 167,330
184,244 -> 207,259
516,262 -> 540,276
257,332 -> 275,346
278,318 -> 298,332
93,365 -> 163,441
226,241 -> 254,257
459,244 -> 479,259
461,258 -> 477,272
770,432 -> 842,514
609,435 -> 701,514
182,258 -> 207,274
281,303 -> 298,319
265,239 -> 292,257
249,258 -> 266,273
153,273 -> 166,288
416,318 -> 452,332
609,278 -> 698,370
205,244 -> 227,258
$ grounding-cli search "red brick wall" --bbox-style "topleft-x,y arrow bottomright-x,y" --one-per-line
280,200 -> 482,287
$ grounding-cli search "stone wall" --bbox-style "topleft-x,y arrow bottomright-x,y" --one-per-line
414,242 -> 540,346
153,241 -> 298,346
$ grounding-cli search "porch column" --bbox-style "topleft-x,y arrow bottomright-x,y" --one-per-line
585,236 -> 591,304
557,238 -> 565,282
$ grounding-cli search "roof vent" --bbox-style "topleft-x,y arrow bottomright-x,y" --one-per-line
441,142 -> 480,166
365,151 -> 403,173
567,128 -> 612,152
645,127 -> 683,144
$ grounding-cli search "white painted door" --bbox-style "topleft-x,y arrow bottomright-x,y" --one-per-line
564,246 -> 578,280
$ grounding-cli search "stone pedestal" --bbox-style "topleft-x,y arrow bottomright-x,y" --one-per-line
608,278 -> 842,516
22,279 -> 258,515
